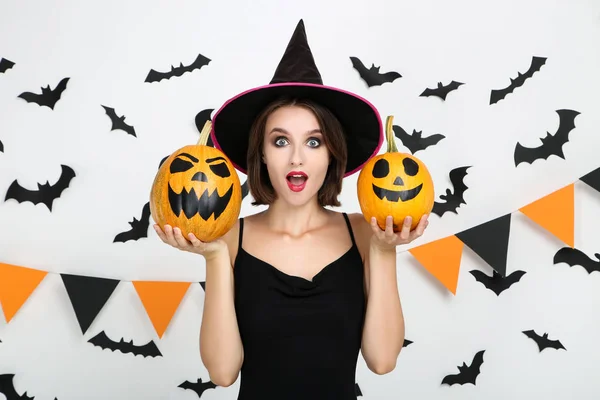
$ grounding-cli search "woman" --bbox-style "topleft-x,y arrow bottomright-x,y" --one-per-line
153,20 -> 429,399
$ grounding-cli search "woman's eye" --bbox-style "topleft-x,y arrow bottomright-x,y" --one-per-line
274,137 -> 288,147
307,138 -> 321,147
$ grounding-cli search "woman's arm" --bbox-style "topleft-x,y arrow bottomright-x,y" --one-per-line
200,246 -> 244,386
154,223 -> 244,387
350,213 -> 428,375
360,240 -> 405,374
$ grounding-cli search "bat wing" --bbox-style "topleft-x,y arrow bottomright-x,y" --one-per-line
420,86 -> 439,98
441,371 -> 463,386
17,90 -> 44,106
553,247 -> 600,274
350,57 -> 371,85
501,270 -> 526,291
113,203 -> 151,243
144,68 -> 164,83
0,58 -> 15,73
0,374 -> 22,399
469,270 -> 493,287
490,56 -> 546,104
392,125 -> 418,153
88,330 -> 117,351
380,70 -> 402,84
0,139 -> 3,152
431,166 -> 471,216
419,132 -> 445,151
138,340 -> 162,357
44,165 -> 76,210
187,53 -> 211,73
465,350 -> 485,383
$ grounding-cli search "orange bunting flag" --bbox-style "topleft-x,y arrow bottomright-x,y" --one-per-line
132,281 -> 192,338
519,183 -> 574,247
408,235 -> 464,295
0,263 -> 47,322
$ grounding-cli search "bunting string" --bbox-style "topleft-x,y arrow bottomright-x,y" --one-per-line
1,167 -> 599,336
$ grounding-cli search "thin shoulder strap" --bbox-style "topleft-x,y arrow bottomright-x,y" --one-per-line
238,218 -> 244,249
342,213 -> 357,247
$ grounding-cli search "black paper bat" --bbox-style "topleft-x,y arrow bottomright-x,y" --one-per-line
469,269 -> 526,295
5,164 -> 75,211
0,58 -> 15,73
355,383 -> 363,396
350,56 -> 401,87
490,56 -> 546,105
403,338 -> 413,347
420,81 -> 464,100
514,109 -> 580,166
18,77 -> 70,109
102,105 -> 136,137
0,139 -> 3,152
441,350 -> 485,386
145,53 -> 211,83
553,247 -> 600,274
178,378 -> 217,397
431,166 -> 471,217
393,125 -> 445,154
113,202 -> 151,243
88,330 -> 162,358
0,374 -> 57,400
522,330 -> 566,352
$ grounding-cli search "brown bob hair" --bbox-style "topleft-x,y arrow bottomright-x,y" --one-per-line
246,97 -> 348,207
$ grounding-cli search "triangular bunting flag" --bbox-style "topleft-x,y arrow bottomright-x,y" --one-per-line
580,167 -> 600,193
519,183 -> 574,247
199,281 -> 205,291
132,281 -> 191,338
0,263 -> 47,322
455,214 -> 512,277
408,235 -> 464,294
60,274 -> 120,334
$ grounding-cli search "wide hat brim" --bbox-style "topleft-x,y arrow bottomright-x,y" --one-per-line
210,82 -> 383,177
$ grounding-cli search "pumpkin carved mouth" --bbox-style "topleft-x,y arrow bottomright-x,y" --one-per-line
372,183 -> 423,202
168,183 -> 233,221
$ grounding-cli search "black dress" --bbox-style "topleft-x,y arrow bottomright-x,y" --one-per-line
233,213 -> 366,400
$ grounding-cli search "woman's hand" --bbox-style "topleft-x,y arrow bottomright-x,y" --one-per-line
153,224 -> 227,260
369,214 -> 429,252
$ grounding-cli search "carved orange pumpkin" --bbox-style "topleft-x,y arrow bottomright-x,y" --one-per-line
357,116 -> 434,231
150,121 -> 242,242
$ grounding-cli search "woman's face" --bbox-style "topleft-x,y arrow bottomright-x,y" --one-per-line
262,105 -> 330,206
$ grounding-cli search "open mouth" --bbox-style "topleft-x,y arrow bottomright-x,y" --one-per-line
372,183 -> 422,202
168,183 -> 233,220
286,171 -> 308,192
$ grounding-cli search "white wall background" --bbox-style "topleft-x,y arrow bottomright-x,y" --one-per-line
1,0 -> 599,399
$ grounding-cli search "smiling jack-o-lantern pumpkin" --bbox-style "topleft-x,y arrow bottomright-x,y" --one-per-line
150,121 -> 242,242
357,116 -> 434,231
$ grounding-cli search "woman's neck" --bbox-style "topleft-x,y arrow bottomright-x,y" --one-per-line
262,199 -> 330,238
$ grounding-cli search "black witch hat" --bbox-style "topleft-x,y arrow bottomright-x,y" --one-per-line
211,19 -> 383,177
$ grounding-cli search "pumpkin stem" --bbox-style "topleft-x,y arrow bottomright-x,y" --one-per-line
197,120 -> 213,146
385,115 -> 399,153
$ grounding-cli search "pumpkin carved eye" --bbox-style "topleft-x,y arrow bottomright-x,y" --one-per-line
207,157 -> 231,178
373,159 -> 390,178
403,158 -> 419,176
